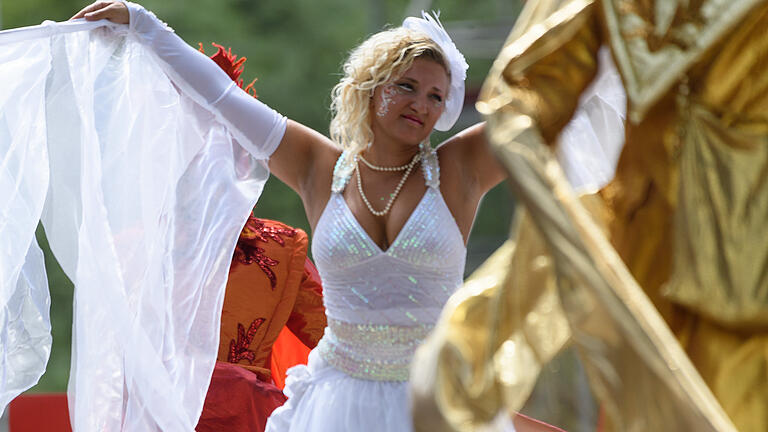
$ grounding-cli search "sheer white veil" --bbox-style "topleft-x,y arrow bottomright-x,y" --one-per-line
0,20 -> 270,430
557,47 -> 626,194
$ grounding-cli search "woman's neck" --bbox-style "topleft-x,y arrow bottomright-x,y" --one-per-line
362,137 -> 420,167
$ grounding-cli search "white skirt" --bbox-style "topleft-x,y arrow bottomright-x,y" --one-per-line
266,350 -> 413,432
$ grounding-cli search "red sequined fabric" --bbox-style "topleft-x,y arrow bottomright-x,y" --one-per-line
247,218 -> 297,246
228,318 -> 266,364
232,217 -> 297,289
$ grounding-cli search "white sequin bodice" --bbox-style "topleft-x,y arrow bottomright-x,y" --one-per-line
311,147 -> 466,380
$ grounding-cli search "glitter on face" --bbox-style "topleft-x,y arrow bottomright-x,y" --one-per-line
376,84 -> 399,117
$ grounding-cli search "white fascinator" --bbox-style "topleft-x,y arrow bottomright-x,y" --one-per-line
402,11 -> 469,131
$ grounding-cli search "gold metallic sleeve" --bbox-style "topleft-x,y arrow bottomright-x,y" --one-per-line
411,1 -> 738,430
410,212 -> 566,432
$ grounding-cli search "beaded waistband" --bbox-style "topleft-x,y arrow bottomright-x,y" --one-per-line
316,319 -> 433,381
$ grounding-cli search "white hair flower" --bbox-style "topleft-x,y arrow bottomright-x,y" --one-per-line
402,11 -> 468,131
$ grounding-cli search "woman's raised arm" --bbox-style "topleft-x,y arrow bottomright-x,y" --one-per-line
72,1 -> 335,196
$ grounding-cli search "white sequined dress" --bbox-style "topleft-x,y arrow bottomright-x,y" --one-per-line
265,146 -> 467,431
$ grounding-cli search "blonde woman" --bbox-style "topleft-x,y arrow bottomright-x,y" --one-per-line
73,1 -> 507,430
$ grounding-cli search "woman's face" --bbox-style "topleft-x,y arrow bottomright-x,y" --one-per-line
370,57 -> 449,147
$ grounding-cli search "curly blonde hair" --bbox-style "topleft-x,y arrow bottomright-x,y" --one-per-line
330,28 -> 450,155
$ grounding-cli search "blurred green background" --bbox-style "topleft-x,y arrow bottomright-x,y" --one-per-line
3,0 -> 520,394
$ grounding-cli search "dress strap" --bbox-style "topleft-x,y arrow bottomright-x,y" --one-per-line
419,142 -> 440,189
331,150 -> 356,193
330,143 -> 440,193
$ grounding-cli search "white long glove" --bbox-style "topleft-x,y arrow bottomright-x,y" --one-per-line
125,1 -> 286,159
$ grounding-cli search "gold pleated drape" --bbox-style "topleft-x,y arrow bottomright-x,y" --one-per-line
410,0 -> 768,430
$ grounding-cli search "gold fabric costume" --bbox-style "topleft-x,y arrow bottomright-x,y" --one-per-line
412,0 -> 768,431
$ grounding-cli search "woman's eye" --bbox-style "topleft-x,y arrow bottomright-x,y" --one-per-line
397,83 -> 413,92
430,94 -> 443,102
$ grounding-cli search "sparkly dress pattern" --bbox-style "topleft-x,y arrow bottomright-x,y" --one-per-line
265,146 -> 467,431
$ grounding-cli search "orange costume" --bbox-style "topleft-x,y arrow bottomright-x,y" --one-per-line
196,217 -> 326,432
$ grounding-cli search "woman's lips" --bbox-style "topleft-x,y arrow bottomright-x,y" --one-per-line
401,115 -> 424,126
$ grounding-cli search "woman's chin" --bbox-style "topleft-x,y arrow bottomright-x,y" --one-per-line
400,137 -> 428,147
393,130 -> 430,146
373,125 -> 431,147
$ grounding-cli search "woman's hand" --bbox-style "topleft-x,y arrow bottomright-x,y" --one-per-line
71,1 -> 129,24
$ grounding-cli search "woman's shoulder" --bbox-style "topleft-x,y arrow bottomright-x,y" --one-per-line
436,123 -> 486,153
435,121 -> 505,196
435,123 -> 485,174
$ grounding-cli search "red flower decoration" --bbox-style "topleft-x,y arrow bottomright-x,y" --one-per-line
228,318 -> 266,364
198,42 -> 258,98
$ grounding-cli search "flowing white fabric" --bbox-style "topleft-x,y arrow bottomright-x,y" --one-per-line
0,19 -> 276,430
0,23 -> 59,417
556,47 -> 626,194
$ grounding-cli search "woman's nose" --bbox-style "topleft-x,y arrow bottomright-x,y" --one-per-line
410,94 -> 429,113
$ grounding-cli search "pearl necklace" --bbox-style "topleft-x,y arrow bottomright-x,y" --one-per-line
358,155 -> 414,172
356,153 -> 421,217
